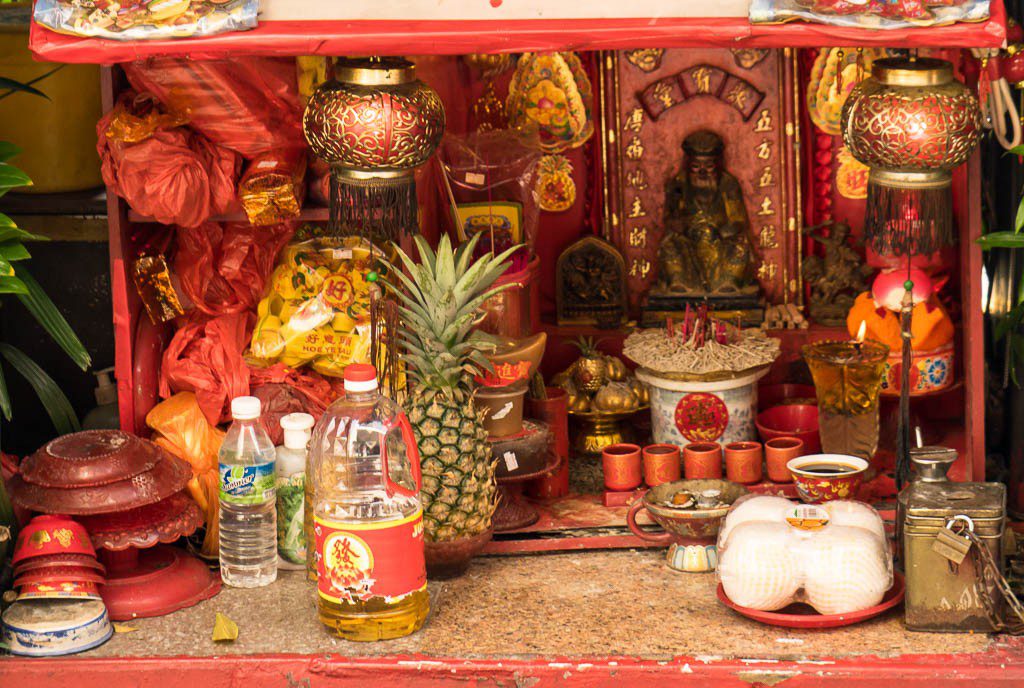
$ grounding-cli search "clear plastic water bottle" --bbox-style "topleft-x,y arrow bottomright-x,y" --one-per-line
218,396 -> 278,588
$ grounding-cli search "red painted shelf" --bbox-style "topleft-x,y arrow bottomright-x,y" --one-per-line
30,1 -> 1006,64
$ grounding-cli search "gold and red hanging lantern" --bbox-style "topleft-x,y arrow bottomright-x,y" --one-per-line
840,57 -> 981,256
303,56 -> 445,240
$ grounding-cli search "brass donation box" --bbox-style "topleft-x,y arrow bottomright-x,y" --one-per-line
899,447 -> 1007,633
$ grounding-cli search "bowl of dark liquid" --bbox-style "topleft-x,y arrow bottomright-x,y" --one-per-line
786,454 -> 869,503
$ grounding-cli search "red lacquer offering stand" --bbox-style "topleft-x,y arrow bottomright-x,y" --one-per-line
9,430 -> 220,620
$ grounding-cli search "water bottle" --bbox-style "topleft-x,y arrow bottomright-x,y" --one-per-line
218,396 -> 278,588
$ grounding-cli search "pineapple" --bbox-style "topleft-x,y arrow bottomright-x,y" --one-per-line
570,336 -> 608,394
385,232 -> 518,543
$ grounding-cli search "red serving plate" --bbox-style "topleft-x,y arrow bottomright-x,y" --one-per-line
717,572 -> 905,629
15,565 -> 106,586
20,430 -> 161,487
79,490 -> 204,551
14,553 -> 106,576
9,444 -> 192,515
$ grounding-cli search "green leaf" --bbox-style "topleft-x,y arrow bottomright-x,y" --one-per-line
0,223 -> 48,243
15,268 -> 91,371
0,354 -> 9,421
1016,198 -> 1024,234
0,275 -> 28,294
977,232 -> 1024,250
0,77 -> 49,100
0,344 -> 80,434
1008,145 -> 1024,157
0,162 -> 31,195
0,240 -> 30,262
0,142 -> 21,163
996,301 -> 1024,341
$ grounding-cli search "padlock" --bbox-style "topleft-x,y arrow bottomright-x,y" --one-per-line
932,518 -> 974,566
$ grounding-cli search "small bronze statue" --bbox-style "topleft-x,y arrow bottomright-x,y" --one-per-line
556,236 -> 627,328
802,221 -> 872,325
656,130 -> 757,296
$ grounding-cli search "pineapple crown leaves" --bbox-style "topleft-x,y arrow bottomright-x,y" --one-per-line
570,335 -> 606,357
383,232 -> 521,395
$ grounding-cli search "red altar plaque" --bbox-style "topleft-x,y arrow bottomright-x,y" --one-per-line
601,49 -> 801,315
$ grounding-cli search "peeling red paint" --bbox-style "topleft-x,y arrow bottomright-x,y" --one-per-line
3,641 -> 1024,687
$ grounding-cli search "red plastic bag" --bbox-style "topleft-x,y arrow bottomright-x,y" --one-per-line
123,57 -> 304,159
175,222 -> 294,317
117,129 -> 239,228
160,312 -> 254,426
98,96 -> 241,228
249,363 -> 341,445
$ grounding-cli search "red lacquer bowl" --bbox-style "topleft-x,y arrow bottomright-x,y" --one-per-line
756,404 -> 821,454
15,565 -> 106,586
18,581 -> 102,601
757,384 -> 816,412
12,514 -> 95,563
787,454 -> 869,503
717,573 -> 905,629
14,553 -> 105,576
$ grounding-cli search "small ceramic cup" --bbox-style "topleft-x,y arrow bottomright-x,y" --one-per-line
724,441 -> 764,485
602,443 -> 643,491
765,436 -> 804,483
642,444 -> 681,487
683,442 -> 723,479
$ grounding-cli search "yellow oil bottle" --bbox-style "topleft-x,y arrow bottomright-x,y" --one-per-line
307,364 -> 428,641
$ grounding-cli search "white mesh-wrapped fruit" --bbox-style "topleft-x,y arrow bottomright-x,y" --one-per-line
717,521 -> 803,610
718,494 -> 794,547
823,500 -> 886,541
801,526 -> 890,614
717,496 -> 892,614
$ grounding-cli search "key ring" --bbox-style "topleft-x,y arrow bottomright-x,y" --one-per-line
946,514 -> 975,534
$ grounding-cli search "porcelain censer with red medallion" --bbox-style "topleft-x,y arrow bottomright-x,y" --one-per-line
9,430 -> 219,620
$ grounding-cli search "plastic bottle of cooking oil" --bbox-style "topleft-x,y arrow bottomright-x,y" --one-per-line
307,363 -> 428,641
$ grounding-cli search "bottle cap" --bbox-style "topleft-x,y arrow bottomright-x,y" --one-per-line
344,364 -> 378,393
230,396 -> 261,420
93,366 -> 117,407
280,413 -> 315,450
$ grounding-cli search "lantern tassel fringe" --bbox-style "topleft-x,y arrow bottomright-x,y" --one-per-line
864,180 -> 953,257
329,172 -> 419,241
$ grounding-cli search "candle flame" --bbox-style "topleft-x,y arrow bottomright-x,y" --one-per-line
856,320 -> 866,343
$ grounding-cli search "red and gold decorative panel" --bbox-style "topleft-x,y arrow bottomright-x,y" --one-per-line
601,49 -> 800,313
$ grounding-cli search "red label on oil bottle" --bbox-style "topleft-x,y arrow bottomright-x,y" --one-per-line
314,510 -> 426,604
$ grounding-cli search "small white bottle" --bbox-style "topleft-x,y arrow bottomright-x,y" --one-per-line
218,396 -> 277,588
277,412 -> 314,570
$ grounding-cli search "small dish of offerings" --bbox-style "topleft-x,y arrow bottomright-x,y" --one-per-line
34,0 -> 259,41
553,337 -> 648,415
716,495 -> 896,625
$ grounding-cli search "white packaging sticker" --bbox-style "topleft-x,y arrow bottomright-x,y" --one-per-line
492,402 -> 514,420
503,451 -> 519,472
